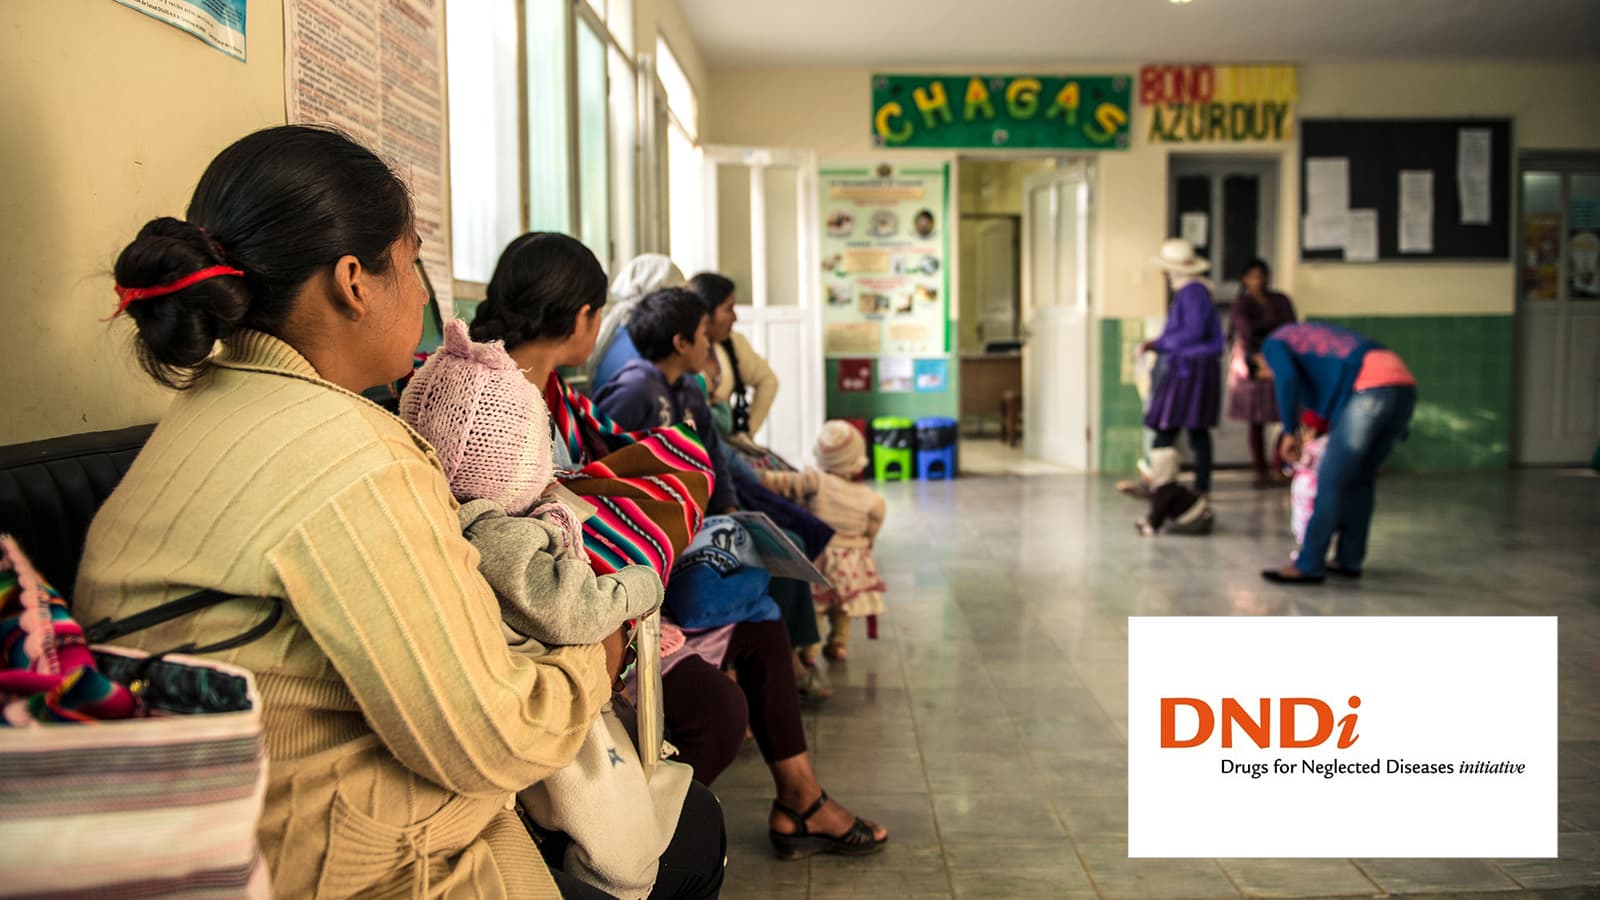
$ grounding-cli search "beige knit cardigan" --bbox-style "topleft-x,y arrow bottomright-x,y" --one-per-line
75,330 -> 608,899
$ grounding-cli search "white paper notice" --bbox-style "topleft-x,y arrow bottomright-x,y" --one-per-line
1458,128 -> 1492,225
285,0 -> 454,313
1180,212 -> 1209,248
1303,213 -> 1350,251
1345,209 -> 1379,262
878,357 -> 914,393
1399,170 -> 1434,255
1306,157 -> 1351,217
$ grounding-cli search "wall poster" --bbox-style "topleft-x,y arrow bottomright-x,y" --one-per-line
1570,199 -> 1600,299
1521,214 -> 1560,302
113,0 -> 247,60
285,0 -> 453,313
821,162 -> 950,358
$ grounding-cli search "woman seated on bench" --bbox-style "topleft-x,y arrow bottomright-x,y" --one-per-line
74,125 -> 722,898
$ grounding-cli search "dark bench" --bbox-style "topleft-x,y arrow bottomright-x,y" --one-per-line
0,424 -> 155,593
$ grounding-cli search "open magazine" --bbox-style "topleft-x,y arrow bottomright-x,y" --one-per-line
728,511 -> 832,588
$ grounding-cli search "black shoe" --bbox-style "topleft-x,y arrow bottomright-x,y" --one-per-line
1324,562 -> 1362,579
1261,568 -> 1325,585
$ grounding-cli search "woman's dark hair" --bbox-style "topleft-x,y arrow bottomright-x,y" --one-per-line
471,232 -> 608,349
1242,257 -> 1271,281
628,288 -> 706,362
113,125 -> 413,389
685,272 -> 736,312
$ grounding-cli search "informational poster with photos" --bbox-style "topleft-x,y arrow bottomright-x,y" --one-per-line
820,163 -> 950,358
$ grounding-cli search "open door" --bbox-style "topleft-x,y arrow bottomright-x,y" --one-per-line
700,147 -> 824,465
1021,163 -> 1095,469
1516,157 -> 1600,464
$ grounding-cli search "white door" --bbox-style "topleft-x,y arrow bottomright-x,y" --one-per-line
975,218 -> 1019,345
700,147 -> 824,466
1516,160 -> 1600,464
1021,163 -> 1095,469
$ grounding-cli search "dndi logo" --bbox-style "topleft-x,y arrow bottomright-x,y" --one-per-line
1160,696 -> 1362,749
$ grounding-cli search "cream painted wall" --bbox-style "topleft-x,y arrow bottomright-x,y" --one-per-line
1,1 -> 287,443
707,61 -> 1600,320
3,0 -> 714,444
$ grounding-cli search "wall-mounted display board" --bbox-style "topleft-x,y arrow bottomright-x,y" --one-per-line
820,162 -> 951,358
1299,118 -> 1512,262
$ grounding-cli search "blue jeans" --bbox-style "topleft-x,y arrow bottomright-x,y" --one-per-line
1294,386 -> 1417,576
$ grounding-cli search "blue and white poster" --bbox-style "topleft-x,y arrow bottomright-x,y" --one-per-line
914,358 -> 948,393
113,0 -> 247,61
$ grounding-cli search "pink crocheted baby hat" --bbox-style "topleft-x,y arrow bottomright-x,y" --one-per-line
815,420 -> 867,477
400,318 -> 552,516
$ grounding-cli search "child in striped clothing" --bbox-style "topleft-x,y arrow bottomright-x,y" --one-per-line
761,421 -> 887,661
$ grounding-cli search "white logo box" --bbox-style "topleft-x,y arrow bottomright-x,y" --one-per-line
1127,617 -> 1557,858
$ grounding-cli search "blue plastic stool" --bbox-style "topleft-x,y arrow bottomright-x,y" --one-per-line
915,416 -> 959,480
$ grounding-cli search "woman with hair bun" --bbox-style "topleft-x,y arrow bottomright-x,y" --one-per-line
75,126 -> 719,898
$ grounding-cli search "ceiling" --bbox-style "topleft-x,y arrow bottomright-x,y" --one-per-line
677,0 -> 1600,68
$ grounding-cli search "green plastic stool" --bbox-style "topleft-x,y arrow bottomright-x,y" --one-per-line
871,416 -> 916,482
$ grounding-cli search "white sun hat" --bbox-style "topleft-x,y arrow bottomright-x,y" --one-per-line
1150,238 -> 1210,275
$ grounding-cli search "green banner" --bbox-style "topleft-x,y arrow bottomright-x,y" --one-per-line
872,74 -> 1132,150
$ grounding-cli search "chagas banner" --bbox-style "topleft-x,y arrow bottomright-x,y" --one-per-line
872,75 -> 1132,150
1141,65 -> 1297,143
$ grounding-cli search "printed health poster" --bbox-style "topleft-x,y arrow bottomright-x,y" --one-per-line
114,0 -> 247,60
284,0 -> 453,313
820,162 -> 950,357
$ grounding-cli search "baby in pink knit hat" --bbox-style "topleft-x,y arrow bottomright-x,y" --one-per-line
402,318 -> 663,653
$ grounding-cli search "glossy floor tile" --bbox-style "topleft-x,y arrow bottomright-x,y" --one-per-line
713,466 -> 1600,899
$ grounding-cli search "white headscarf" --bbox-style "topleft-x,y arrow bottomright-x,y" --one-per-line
582,253 -> 686,381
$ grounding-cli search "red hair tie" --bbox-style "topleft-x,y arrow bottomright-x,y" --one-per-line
111,265 -> 244,317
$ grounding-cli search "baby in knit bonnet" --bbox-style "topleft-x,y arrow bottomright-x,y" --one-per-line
403,322 -> 692,898
401,317 -> 664,653
761,421 -> 887,662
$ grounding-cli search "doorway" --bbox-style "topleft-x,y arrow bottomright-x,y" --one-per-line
700,146 -> 825,465
1515,154 -> 1600,465
1168,155 -> 1282,468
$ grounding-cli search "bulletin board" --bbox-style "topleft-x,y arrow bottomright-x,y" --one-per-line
1299,118 -> 1512,262
819,162 -> 951,358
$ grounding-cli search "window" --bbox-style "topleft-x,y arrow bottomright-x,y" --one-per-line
608,47 -> 638,270
576,18 -> 609,265
655,36 -> 697,140
445,0 -> 520,284
657,35 -> 701,271
445,0 -> 646,303
526,0 -> 571,236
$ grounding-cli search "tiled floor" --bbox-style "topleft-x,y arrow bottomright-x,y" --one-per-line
713,459 -> 1600,899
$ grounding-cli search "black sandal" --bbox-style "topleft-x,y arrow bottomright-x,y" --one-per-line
769,790 -> 888,860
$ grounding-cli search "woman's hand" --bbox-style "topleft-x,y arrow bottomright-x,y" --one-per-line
1278,431 -> 1303,465
1140,340 -> 1156,354
1251,353 -> 1270,376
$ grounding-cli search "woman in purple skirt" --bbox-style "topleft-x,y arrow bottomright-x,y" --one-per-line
1141,239 -> 1225,496
1228,258 -> 1298,486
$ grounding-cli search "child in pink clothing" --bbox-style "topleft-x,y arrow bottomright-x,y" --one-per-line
1290,412 -> 1330,561
761,421 -> 886,661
